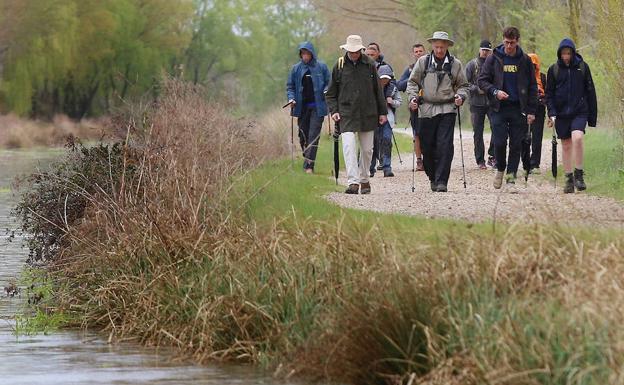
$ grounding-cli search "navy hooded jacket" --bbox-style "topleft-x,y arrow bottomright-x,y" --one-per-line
286,42 -> 331,117
545,38 -> 597,126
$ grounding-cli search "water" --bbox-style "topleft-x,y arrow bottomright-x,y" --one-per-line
0,149 -> 306,384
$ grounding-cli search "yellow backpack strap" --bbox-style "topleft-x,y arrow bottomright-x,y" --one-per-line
335,56 -> 345,83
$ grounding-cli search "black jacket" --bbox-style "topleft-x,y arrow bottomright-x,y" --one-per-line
477,44 -> 538,115
545,38 -> 597,126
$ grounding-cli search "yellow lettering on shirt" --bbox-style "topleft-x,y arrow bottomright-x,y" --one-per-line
503,65 -> 518,73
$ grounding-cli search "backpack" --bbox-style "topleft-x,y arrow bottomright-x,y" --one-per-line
424,53 -> 454,82
552,61 -> 587,81
334,55 -> 377,84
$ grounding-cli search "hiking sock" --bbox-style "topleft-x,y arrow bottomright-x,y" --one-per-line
564,172 -> 575,194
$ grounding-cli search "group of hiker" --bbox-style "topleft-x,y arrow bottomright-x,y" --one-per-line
286,26 -> 597,194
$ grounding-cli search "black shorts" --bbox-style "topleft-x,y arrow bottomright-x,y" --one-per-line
555,115 -> 587,139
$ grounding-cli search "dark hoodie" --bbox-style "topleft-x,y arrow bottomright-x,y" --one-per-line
477,44 -> 537,115
545,38 -> 597,126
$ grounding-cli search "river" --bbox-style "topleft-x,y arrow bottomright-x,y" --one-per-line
0,149 -> 310,385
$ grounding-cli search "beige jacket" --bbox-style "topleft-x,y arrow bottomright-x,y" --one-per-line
406,53 -> 469,118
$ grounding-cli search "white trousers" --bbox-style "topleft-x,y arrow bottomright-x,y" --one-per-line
341,130 -> 374,185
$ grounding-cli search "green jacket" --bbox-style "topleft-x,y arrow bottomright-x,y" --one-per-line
325,53 -> 388,133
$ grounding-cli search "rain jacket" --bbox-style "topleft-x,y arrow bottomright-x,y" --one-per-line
545,38 -> 597,126
286,42 -> 331,117
325,53 -> 388,133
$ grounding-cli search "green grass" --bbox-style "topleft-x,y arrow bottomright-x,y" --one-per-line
584,129 -> 624,200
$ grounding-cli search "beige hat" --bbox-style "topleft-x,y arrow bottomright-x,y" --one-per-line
427,31 -> 455,46
340,35 -> 366,52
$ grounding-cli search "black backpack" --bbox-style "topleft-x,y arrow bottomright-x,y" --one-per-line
424,53 -> 454,83
551,61 -> 587,81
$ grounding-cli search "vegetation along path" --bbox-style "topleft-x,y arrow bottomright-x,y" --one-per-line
327,128 -> 624,227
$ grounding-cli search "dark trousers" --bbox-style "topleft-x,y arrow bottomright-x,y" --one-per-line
470,106 -> 495,164
490,103 -> 525,175
530,103 -> 546,168
419,113 -> 456,185
298,105 -> 324,170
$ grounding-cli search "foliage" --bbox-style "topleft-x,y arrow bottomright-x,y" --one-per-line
0,0 -> 323,118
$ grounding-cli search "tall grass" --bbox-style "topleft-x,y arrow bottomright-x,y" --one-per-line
0,114 -> 105,148
15,79 -> 624,384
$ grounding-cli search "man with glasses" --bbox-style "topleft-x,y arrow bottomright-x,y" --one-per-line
478,27 -> 537,191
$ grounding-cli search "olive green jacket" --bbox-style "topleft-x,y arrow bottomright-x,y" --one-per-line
325,53 -> 388,133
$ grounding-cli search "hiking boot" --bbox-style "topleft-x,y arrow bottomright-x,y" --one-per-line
416,157 -> 424,171
505,174 -> 518,193
369,170 -> 375,178
345,184 -> 359,194
435,183 -> 447,192
487,156 -> 496,169
360,182 -> 371,194
376,164 -> 384,171
478,162 -> 487,170
574,168 -> 586,191
430,181 -> 436,192
493,171 -> 504,189
383,169 -> 394,177
564,173 -> 575,193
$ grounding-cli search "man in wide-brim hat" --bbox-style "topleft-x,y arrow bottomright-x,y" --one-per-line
325,35 -> 388,195
407,31 -> 469,192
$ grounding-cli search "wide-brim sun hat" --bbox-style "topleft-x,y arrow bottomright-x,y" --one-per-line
427,31 -> 454,46
340,35 -> 366,52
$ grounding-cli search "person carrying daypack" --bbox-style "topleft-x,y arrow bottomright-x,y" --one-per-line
325,35 -> 388,194
527,53 -> 547,173
545,38 -> 598,193
286,41 -> 331,173
466,39 -> 496,170
478,26 -> 538,191
407,31 -> 469,192
398,43 -> 426,171
377,64 -> 402,176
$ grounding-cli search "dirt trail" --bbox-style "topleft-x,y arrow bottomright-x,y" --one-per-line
326,128 -> 624,228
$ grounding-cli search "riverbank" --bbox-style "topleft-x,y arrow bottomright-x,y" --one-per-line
14,80 -> 624,384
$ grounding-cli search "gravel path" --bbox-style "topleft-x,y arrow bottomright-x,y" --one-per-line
326,127 -> 624,228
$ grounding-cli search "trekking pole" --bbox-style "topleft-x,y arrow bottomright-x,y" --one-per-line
391,130 -> 403,164
457,106 -> 467,189
411,138 -> 416,192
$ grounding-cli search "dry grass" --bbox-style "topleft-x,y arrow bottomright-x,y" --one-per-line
0,113 -> 106,148
17,78 -> 624,385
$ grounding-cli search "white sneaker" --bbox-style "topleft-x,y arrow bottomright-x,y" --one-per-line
493,171 -> 504,189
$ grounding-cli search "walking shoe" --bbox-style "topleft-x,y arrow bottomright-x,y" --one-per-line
430,181 -> 436,192
478,162 -> 487,170
564,172 -> 575,193
376,164 -> 384,171
505,174 -> 518,193
416,157 -> 424,171
487,156 -> 496,169
493,171 -> 504,189
383,169 -> 394,177
369,170 -> 375,178
574,168 -> 586,191
435,183 -> 447,192
360,182 -> 371,194
345,184 -> 359,194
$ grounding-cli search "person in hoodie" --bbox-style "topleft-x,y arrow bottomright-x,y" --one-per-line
365,42 -> 397,176
466,39 -> 496,170
526,53 -> 547,173
286,41 -> 331,173
478,26 -> 538,191
545,38 -> 597,193
398,43 -> 426,172
378,64 -> 402,176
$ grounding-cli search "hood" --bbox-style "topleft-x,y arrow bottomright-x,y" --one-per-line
557,38 -> 582,67
298,41 -> 317,61
494,43 -> 524,59
527,53 -> 540,73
